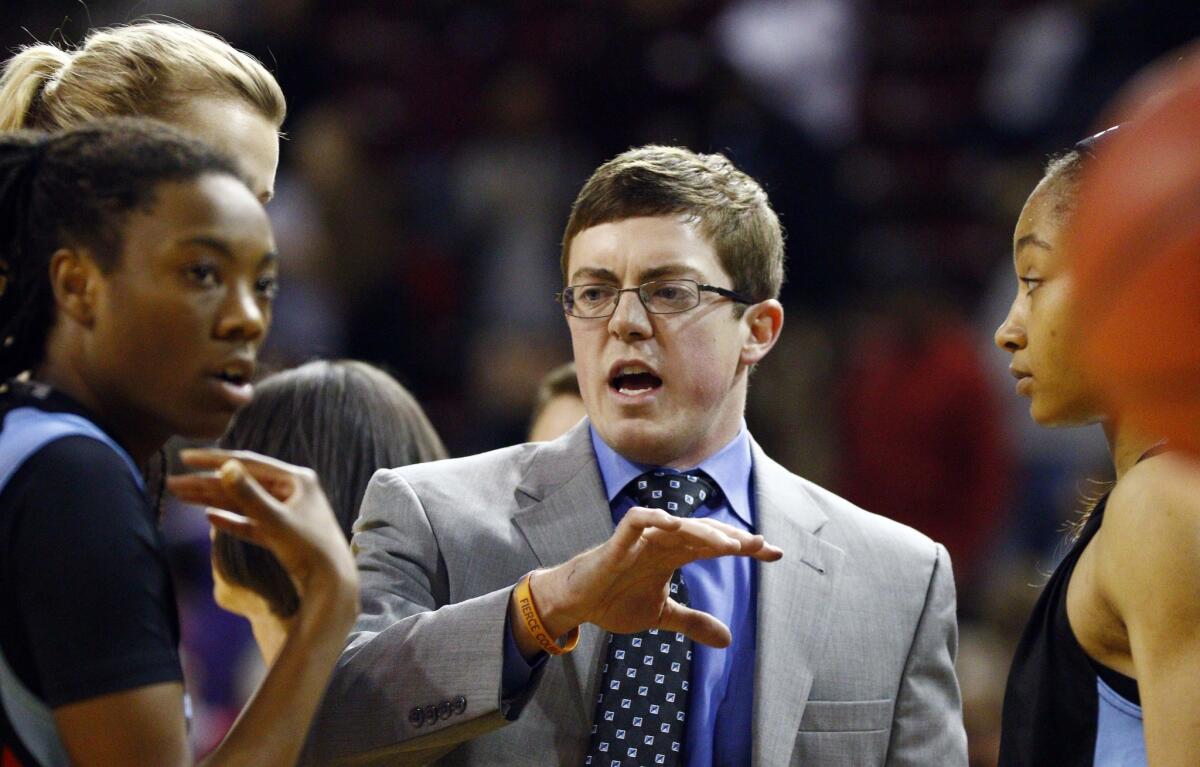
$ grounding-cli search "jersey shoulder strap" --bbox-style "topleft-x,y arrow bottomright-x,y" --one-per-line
0,406 -> 143,767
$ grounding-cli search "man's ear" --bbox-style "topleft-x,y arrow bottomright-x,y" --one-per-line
48,247 -> 102,327
740,299 -> 783,367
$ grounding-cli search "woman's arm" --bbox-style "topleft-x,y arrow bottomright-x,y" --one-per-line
1100,455 -> 1200,767
51,451 -> 356,767
53,584 -> 358,766
53,684 -> 191,766
53,564 -> 355,767
179,451 -> 358,767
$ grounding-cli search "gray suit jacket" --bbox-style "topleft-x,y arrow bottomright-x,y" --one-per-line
304,420 -> 967,766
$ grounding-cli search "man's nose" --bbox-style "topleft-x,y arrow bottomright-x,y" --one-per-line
608,288 -> 653,341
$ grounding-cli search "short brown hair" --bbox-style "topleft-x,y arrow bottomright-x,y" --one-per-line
561,145 -> 785,305
0,22 -> 285,132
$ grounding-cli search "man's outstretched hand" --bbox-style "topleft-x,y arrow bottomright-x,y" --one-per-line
510,507 -> 782,659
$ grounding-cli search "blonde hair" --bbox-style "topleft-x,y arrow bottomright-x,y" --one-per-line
0,22 -> 285,132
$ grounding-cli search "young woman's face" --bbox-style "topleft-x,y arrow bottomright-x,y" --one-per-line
994,178 -> 1101,426
84,173 -> 277,442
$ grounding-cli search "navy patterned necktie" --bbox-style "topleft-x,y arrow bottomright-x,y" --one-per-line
585,470 -> 720,767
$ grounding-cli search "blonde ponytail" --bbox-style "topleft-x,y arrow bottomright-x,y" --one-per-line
0,44 -> 72,131
0,22 -> 285,133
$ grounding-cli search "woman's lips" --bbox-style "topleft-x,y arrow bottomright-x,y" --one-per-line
207,375 -> 254,409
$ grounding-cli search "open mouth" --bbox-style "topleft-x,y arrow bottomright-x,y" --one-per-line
609,365 -> 663,396
214,369 -> 248,386
207,361 -> 256,408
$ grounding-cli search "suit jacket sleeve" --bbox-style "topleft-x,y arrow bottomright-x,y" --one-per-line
885,543 -> 968,766
302,468 -> 541,767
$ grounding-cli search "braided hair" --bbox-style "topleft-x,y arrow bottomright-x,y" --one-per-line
0,118 -> 242,380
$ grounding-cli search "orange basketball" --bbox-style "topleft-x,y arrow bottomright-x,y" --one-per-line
1069,43 -> 1200,453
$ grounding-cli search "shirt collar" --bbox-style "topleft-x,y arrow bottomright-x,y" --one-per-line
589,423 -> 754,528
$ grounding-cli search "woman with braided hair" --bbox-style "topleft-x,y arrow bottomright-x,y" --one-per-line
0,120 -> 356,767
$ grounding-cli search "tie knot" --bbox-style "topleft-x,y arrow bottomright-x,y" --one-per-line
625,469 -> 720,518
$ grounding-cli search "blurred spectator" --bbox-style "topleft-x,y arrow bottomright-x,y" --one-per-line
714,0 -> 865,146
744,314 -> 840,486
957,625 -> 1012,767
835,284 -> 1011,590
528,362 -> 586,442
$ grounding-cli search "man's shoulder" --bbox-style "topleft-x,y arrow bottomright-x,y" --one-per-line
755,450 -> 940,565
806,476 -> 936,554
372,441 -> 540,498
367,424 -> 597,513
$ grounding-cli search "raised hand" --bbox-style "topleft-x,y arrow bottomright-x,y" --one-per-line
166,449 -> 357,611
167,449 -> 361,767
513,506 -> 782,657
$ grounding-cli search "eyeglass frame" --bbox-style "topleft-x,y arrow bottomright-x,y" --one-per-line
555,278 -> 757,319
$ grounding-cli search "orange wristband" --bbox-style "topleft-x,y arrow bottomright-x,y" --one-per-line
514,572 -> 579,656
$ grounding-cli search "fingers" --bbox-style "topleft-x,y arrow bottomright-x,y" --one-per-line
216,459 -> 286,529
656,600 -> 732,648
166,463 -> 284,524
165,475 -> 234,508
174,452 -> 299,502
635,514 -> 784,562
702,523 -> 783,561
610,507 -> 681,551
641,519 -> 740,556
204,508 -> 265,546
178,449 -> 306,498
693,518 -> 782,558
750,539 -> 784,562
180,448 -> 295,474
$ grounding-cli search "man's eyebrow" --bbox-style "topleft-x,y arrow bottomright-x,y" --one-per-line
570,267 -> 619,284
568,263 -> 702,284
638,264 -> 700,282
1016,234 -> 1053,252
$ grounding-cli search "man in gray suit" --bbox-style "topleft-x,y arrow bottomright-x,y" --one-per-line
305,146 -> 967,766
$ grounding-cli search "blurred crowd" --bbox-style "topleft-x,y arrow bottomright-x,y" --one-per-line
3,1 -> 1197,763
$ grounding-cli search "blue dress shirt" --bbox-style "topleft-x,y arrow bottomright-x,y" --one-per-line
502,425 -> 758,767
590,426 -> 756,767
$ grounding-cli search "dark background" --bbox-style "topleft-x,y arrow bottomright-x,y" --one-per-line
3,1 -> 1197,763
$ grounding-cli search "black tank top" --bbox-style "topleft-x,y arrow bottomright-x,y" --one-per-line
999,495 -> 1145,766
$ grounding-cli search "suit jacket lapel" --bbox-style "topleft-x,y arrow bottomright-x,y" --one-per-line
751,442 -> 846,767
512,419 -> 614,725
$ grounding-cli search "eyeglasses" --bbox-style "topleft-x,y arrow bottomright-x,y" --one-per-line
556,279 -> 756,319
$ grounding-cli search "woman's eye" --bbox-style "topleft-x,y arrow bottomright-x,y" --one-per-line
256,274 -> 279,299
186,263 -> 220,287
1020,277 -> 1043,295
